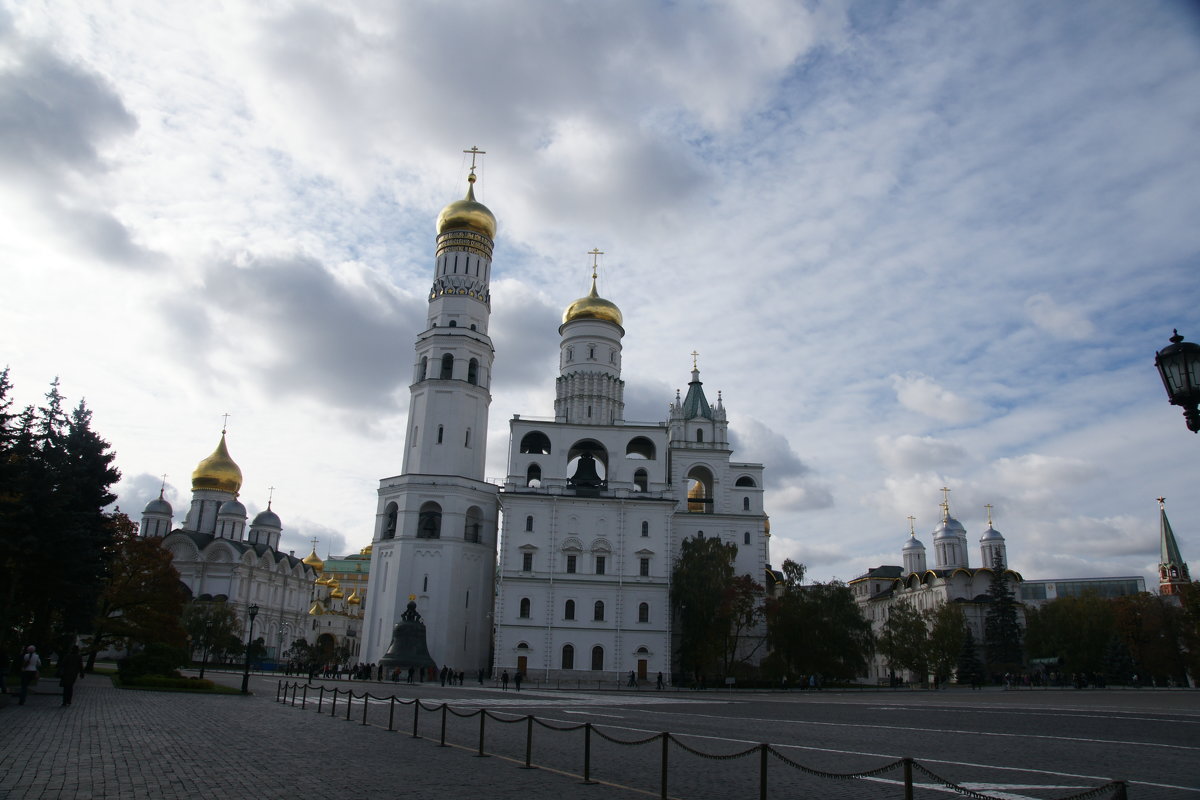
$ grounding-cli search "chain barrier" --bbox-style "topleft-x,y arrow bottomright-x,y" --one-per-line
275,681 -> 1125,799
668,735 -> 760,761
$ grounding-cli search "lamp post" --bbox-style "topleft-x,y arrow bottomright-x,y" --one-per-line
1154,329 -> 1200,433
240,604 -> 259,694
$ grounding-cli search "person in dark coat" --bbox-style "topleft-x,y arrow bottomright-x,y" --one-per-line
60,646 -> 84,706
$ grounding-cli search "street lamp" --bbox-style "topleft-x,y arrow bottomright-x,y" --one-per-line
1154,329 -> 1200,433
240,604 -> 260,694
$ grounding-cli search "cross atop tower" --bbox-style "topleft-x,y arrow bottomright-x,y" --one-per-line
221,412 -> 230,434
268,486 -> 276,508
908,515 -> 916,536
940,486 -> 952,516
985,503 -> 994,526
691,350 -> 700,370
463,146 -> 486,175
310,537 -> 319,551
588,248 -> 604,279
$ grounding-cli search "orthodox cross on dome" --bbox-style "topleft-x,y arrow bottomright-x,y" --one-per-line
587,247 -> 604,280
268,486 -> 276,508
691,350 -> 700,370
310,537 -> 320,551
940,486 -> 952,517
985,503 -> 994,526
220,412 -> 231,435
159,474 -> 168,493
908,515 -> 916,536
463,146 -> 486,176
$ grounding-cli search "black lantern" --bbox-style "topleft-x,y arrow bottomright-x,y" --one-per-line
240,603 -> 260,694
1155,330 -> 1200,433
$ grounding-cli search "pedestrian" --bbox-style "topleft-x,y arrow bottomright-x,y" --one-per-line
514,671 -> 522,691
656,672 -> 664,690
477,668 -> 485,685
501,670 -> 509,690
627,670 -> 637,688
18,645 -> 41,705
60,646 -> 84,706
440,665 -> 448,686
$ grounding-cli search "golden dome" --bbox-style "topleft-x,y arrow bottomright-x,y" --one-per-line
302,548 -> 324,573
687,480 -> 706,513
330,585 -> 345,599
562,275 -> 622,326
308,601 -> 324,616
764,515 -> 771,537
347,589 -> 361,605
359,543 -> 373,556
191,433 -> 243,495
436,174 -> 496,239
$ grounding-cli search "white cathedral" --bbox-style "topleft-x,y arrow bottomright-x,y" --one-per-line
361,164 -> 771,682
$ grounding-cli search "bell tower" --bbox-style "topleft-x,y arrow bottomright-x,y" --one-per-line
363,150 -> 501,672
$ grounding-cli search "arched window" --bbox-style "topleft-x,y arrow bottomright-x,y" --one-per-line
625,437 -> 656,460
633,469 -> 648,492
593,601 -> 605,621
382,503 -> 398,540
519,597 -> 531,618
419,357 -> 428,381
440,353 -> 454,379
464,428 -> 471,447
526,464 -> 542,487
564,599 -> 575,620
562,644 -> 575,670
591,646 -> 604,671
417,502 -> 442,539
638,602 -> 649,623
520,431 -> 552,454
525,515 -> 534,532
467,358 -> 479,385
448,320 -> 456,327
641,521 -> 649,537
423,574 -> 428,591
735,476 -> 757,487
744,531 -> 750,545
743,497 -> 750,511
696,429 -> 704,442
464,506 -> 482,543
437,425 -> 444,444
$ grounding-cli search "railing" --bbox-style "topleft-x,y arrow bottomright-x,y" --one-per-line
274,680 -> 1128,800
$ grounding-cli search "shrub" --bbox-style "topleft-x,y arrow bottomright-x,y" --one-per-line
123,675 -> 216,691
117,642 -> 189,680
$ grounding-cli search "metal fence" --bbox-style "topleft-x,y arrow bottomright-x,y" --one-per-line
275,680 -> 1127,800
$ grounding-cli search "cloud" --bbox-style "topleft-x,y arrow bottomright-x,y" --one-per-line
989,453 -> 1102,502
110,472 -> 182,521
891,373 -> 980,423
730,419 -> 833,511
876,434 -> 968,473
1025,293 -> 1095,340
489,279 -> 564,390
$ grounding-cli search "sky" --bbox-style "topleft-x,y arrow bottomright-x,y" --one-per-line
2,0 -> 1198,588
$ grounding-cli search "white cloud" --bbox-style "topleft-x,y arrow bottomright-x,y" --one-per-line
891,374 -> 980,424
1025,293 -> 1096,340
876,434 -> 968,473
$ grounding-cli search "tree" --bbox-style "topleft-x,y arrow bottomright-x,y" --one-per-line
671,536 -> 738,680
764,561 -> 874,682
927,602 -> 967,685
956,628 -> 984,687
182,600 -> 243,677
1024,594 -> 1115,675
983,554 -> 1023,669
85,512 -> 189,670
721,574 -> 766,675
878,602 -> 929,683
1112,593 -> 1188,686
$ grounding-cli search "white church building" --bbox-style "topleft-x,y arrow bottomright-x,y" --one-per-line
361,161 -> 772,682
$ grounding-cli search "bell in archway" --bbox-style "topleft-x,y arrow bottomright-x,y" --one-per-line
568,451 -> 604,495
380,599 -> 437,675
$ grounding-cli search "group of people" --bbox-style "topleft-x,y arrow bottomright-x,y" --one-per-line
3,644 -> 85,706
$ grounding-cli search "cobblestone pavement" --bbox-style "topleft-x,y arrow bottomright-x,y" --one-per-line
0,675 -> 654,800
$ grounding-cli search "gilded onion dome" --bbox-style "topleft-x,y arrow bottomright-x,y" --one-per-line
347,589 -> 362,605
302,548 -> 325,573
436,172 -> 496,239
308,601 -> 324,616
563,273 -> 623,326
191,433 -> 243,494
330,585 -> 345,599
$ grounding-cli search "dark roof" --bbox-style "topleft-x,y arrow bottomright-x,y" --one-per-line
168,529 -> 310,571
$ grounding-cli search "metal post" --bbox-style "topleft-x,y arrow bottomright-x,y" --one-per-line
660,733 -> 669,800
330,688 -> 337,717
362,692 -> 369,725
477,711 -> 488,757
523,715 -> 534,769
412,699 -> 420,738
583,723 -> 594,784
316,685 -> 323,713
759,743 -> 768,800
276,679 -> 282,701
439,704 -> 448,746
903,757 -> 914,800
1113,780 -> 1127,800
387,696 -> 395,732
346,690 -> 353,720
301,685 -> 307,709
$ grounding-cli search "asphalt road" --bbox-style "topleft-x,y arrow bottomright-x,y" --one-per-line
274,676 -> 1199,800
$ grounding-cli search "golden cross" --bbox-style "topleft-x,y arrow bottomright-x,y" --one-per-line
691,350 -> 700,370
907,515 -> 916,536
939,486 -> 951,514
984,503 -> 993,525
310,537 -> 320,551
588,248 -> 604,280
463,146 -> 486,173
268,486 -> 276,506
221,412 -> 231,434
1157,496 -> 1166,509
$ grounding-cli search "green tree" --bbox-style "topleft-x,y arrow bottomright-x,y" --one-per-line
878,602 -> 929,683
722,574 -> 766,676
671,536 -> 738,680
764,561 -> 874,682
85,512 -> 189,670
956,628 -> 984,686
1112,593 -> 1188,686
927,602 -> 967,685
983,555 -> 1023,670
182,600 -> 243,678
1024,594 -> 1115,675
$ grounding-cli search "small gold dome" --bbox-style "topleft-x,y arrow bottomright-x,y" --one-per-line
360,543 -> 373,556
764,515 -> 771,537
563,276 -> 622,326
347,590 -> 361,605
191,433 -> 243,495
308,601 -> 324,616
330,585 -> 345,599
436,174 -> 496,239
302,548 -> 325,573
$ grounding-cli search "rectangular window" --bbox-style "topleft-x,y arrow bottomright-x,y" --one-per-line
566,554 -> 577,574
522,552 -> 533,572
595,556 -> 606,575
639,558 -> 650,577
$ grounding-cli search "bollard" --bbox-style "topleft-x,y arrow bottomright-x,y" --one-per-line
276,680 -> 282,701
759,743 -> 768,800
476,711 -> 487,757
412,699 -> 420,739
523,715 -> 534,769
362,692 -> 369,725
346,691 -> 354,720
387,696 -> 395,732
330,688 -> 338,717
903,757 -> 914,800
317,685 -> 324,713
440,704 -> 448,746
582,723 -> 594,784
1113,780 -> 1127,800
302,685 -> 307,710
660,733 -> 669,800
